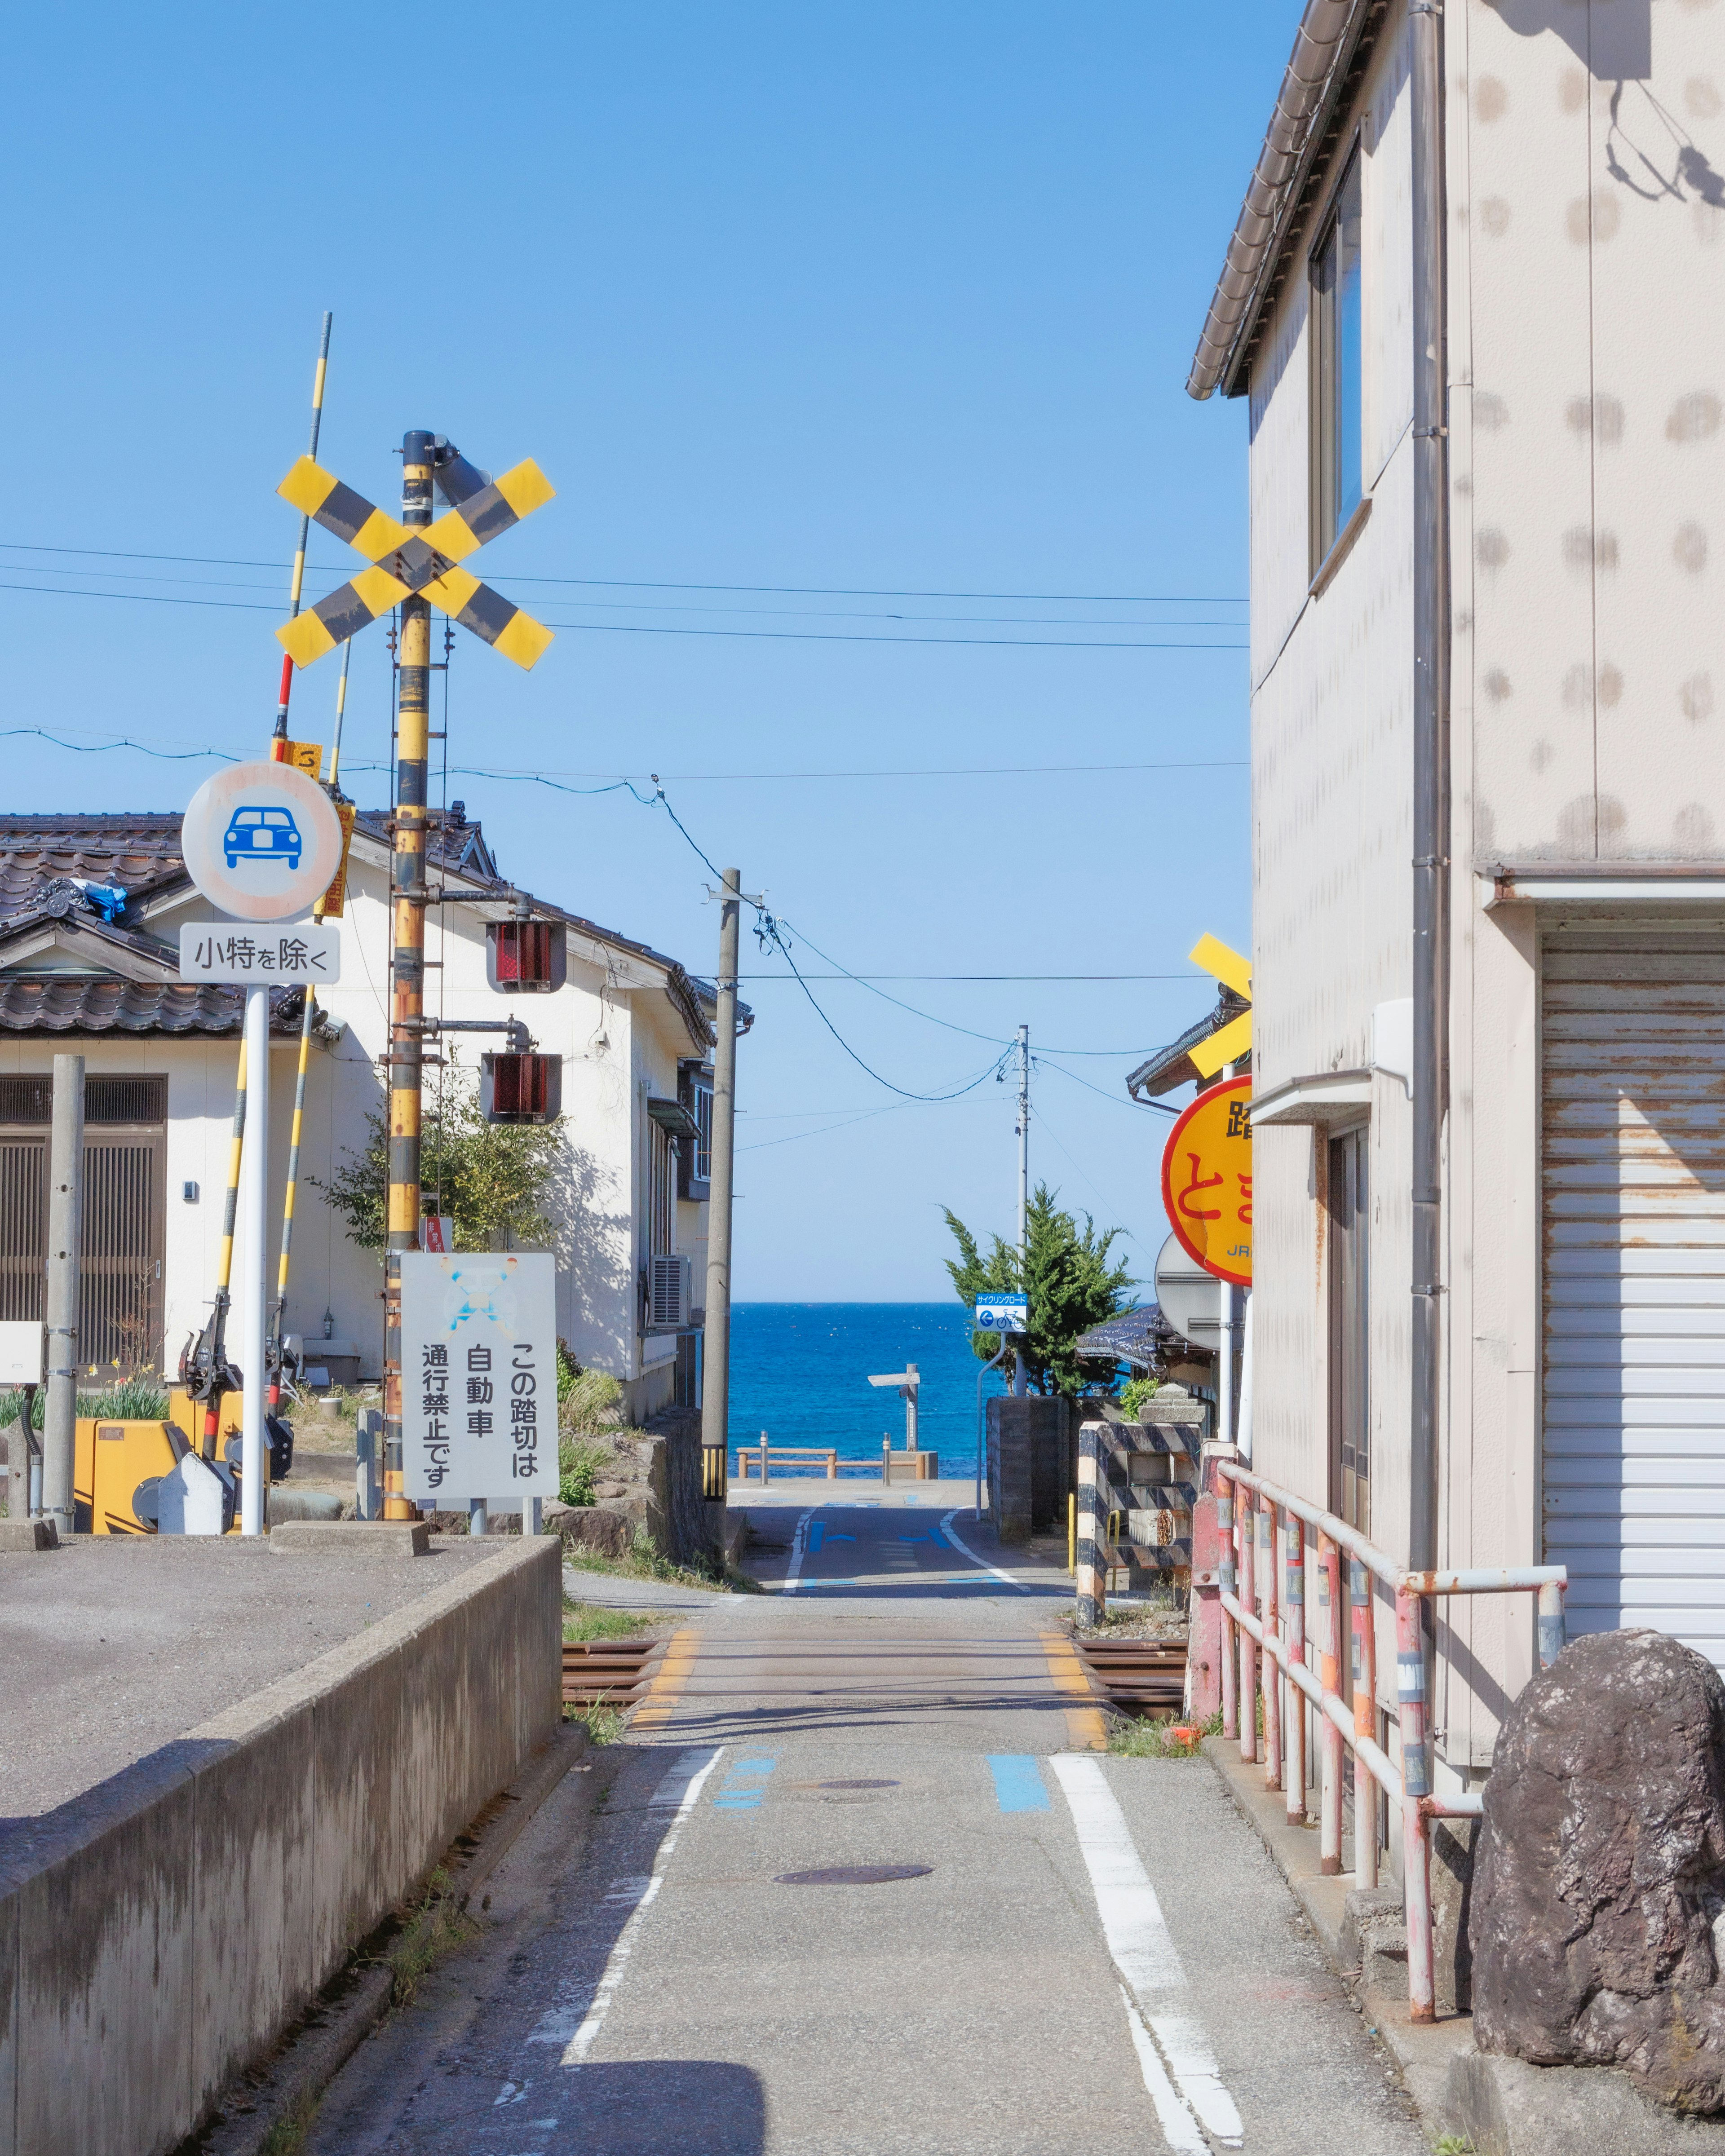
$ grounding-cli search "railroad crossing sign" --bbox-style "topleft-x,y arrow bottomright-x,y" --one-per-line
1186,931 -> 1253,1080
1161,1074 -> 1253,1287
274,443 -> 556,672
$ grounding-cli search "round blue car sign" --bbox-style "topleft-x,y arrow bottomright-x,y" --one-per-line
182,762 -> 343,921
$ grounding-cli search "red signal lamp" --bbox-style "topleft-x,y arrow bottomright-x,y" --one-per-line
487,917 -> 566,994
481,1051 -> 562,1125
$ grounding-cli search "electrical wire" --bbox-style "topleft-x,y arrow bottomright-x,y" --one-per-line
1037,1055 -> 1179,1115
0,540 -> 1247,607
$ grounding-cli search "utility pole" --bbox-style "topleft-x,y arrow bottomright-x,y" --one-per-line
700,869 -> 742,1506
1014,1022 -> 1029,1397
40,1052 -> 83,1542
382,430 -> 434,1522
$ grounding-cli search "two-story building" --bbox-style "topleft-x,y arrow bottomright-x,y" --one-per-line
1190,0 -> 1725,1791
0,805 -> 734,1423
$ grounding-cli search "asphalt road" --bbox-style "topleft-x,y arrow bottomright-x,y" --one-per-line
305,1500 -> 1423,2156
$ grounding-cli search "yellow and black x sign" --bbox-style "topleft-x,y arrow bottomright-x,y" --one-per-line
274,451 -> 556,671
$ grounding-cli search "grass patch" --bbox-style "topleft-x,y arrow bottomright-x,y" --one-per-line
258,2090 -> 321,2156
557,1436 -> 609,1509
1108,1710 -> 1223,1759
1433,2138 -> 1474,2156
0,1375 -> 170,1430
563,1528 -> 755,1594
384,1865 -> 478,2007
565,1701 -> 628,1745
563,1599 -> 662,1642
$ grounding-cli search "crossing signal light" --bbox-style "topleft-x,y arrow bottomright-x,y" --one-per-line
482,1051 -> 562,1125
487,918 -> 566,994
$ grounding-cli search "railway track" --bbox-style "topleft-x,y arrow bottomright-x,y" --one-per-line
1074,1634 -> 1188,1716
562,1638 -> 663,1710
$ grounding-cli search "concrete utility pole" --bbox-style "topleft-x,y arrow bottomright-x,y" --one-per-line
700,867 -> 742,1505
381,430 -> 435,1523
1014,1023 -> 1029,1397
41,1053 -> 83,1541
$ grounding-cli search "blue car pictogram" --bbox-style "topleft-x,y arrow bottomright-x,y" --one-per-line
224,806 -> 301,870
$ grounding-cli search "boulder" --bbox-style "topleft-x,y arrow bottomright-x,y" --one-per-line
1471,1628 -> 1725,2112
553,1504 -> 634,1560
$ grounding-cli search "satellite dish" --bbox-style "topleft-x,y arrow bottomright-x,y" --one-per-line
1154,1233 -> 1221,1354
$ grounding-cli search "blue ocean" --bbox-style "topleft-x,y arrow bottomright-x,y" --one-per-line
727,1302 -> 1011,1476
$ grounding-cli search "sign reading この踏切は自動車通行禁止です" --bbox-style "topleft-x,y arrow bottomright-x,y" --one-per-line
178,922 -> 340,983
180,760 -> 345,923
398,1253 -> 558,1504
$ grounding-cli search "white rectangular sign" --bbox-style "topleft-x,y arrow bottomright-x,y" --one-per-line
0,1321 -> 43,1386
399,1252 -> 558,1503
974,1294 -> 1029,1334
179,921 -> 341,984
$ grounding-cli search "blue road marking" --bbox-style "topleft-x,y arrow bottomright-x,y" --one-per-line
715,1755 -> 778,1809
987,1755 -> 1051,1813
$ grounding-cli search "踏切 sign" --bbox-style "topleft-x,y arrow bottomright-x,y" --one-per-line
398,1252 -> 557,1502
974,1294 -> 1029,1334
179,922 -> 341,983
1160,1075 -> 1253,1287
180,760 -> 346,923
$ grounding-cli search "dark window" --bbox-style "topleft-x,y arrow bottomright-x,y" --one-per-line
649,1119 -> 675,1261
677,1061 -> 714,1200
1310,151 -> 1364,570
1327,1125 -> 1370,1535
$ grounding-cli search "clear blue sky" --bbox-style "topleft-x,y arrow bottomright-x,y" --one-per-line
5,2 -> 1295,1300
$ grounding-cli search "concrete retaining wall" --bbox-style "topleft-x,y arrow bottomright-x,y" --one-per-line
0,1537 -> 561,2156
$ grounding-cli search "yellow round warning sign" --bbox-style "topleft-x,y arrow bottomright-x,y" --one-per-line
1160,1075 -> 1252,1287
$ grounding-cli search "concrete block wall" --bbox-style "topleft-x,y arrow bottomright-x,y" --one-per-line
0,1537 -> 561,2156
987,1398 -> 1070,1543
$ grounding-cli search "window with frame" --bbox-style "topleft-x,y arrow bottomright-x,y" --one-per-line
677,1061 -> 714,1199
1310,150 -> 1363,570
1327,1125 -> 1370,1535
649,1118 -> 675,1262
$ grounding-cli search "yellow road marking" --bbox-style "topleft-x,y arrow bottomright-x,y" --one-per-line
630,1625 -> 701,1732
1041,1630 -> 1107,1751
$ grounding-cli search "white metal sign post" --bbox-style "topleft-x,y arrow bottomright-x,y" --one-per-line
972,1295 -> 1029,1520
181,761 -> 344,1535
398,1253 -> 559,1528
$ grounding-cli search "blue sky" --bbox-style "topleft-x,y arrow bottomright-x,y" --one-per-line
4,2 -> 1295,1299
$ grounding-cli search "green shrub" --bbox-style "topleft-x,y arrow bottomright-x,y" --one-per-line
558,1436 -> 608,1508
0,1377 -> 170,1431
559,1367 -> 622,1435
1119,1376 -> 1159,1418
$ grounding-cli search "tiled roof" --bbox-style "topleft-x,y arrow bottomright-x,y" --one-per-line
0,980 -> 306,1035
1125,986 -> 1252,1102
0,815 -> 188,919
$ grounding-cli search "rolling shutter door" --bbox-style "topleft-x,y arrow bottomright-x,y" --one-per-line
1543,935 -> 1725,1666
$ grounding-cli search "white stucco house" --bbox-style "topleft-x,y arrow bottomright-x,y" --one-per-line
1188,0 -> 1725,1795
0,805 -> 737,1423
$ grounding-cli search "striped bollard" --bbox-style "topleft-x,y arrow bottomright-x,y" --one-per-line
1075,1422 -> 1105,1628
1218,1482 -> 1238,1741
1317,1534 -> 1344,1874
1260,1502 -> 1281,1791
1351,1557 -> 1378,1890
1284,1513 -> 1306,1828
1397,1589 -> 1436,2022
1238,1489 -> 1256,1765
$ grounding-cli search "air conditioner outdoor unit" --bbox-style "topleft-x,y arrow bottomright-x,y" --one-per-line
648,1254 -> 693,1333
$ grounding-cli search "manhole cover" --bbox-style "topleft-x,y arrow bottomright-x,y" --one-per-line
775,1864 -> 933,1886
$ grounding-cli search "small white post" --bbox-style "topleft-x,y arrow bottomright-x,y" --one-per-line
240,985 -> 270,1536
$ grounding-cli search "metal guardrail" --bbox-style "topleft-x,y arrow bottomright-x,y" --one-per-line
1214,1458 -> 1566,2023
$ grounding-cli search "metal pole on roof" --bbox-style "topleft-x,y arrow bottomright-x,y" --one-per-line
40,1053 -> 83,1542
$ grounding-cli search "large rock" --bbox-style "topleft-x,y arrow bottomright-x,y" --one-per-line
1471,1628 -> 1725,2112
550,1503 -> 635,1560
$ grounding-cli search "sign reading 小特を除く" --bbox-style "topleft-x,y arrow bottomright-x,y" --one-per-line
1160,1075 -> 1253,1288
178,922 -> 340,982
399,1253 -> 558,1503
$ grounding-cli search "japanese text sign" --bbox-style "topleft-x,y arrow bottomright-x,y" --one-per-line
974,1294 -> 1029,1334
179,922 -> 341,983
399,1253 -> 558,1502
1160,1075 -> 1253,1287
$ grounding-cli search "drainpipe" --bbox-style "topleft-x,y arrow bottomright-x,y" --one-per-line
1409,14 -> 1449,1581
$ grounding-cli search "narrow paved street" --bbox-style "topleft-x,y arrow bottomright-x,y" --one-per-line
306,1500 -> 1423,2156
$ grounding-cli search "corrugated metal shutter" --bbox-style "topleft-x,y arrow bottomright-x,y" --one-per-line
1543,935 -> 1725,1664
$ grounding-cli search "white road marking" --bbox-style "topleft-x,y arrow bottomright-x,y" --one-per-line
520,1748 -> 725,2054
1119,1984 -> 1208,2156
781,1507 -> 817,1595
939,1508 -> 1028,1591
1052,1754 -> 1244,2149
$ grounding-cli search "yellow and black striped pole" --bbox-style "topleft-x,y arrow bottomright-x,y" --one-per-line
272,312 -> 333,755
382,429 -> 435,1520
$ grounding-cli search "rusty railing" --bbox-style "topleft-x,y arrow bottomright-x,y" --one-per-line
1214,1458 -> 1566,2023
